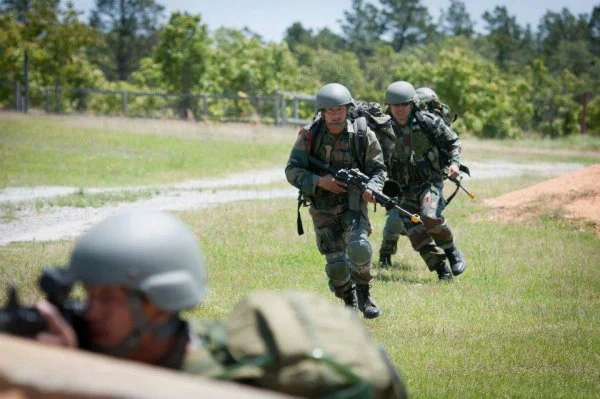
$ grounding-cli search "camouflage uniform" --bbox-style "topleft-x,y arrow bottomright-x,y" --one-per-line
380,111 -> 462,275
285,119 -> 386,299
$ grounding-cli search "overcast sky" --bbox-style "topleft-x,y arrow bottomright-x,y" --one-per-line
70,0 -> 598,42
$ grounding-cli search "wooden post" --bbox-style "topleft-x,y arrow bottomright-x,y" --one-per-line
580,92 -> 589,135
121,91 -> 128,116
281,96 -> 287,127
23,50 -> 29,113
274,92 -> 281,126
14,81 -> 20,111
293,97 -> 299,120
45,87 -> 50,113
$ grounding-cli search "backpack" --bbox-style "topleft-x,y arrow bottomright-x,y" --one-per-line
197,291 -> 407,399
418,101 -> 456,127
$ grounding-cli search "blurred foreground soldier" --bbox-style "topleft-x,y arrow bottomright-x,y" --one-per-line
10,210 -> 406,398
285,83 -> 387,319
378,81 -> 467,279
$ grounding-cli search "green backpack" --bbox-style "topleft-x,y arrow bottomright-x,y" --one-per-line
193,291 -> 407,399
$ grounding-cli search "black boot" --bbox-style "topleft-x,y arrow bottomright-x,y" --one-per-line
434,261 -> 453,281
444,246 -> 467,276
356,284 -> 381,319
340,285 -> 358,310
379,253 -> 392,268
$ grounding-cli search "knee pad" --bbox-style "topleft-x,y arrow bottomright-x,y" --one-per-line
347,238 -> 372,266
326,260 -> 350,286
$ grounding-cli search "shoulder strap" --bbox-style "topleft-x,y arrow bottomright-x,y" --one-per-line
352,116 -> 368,170
307,119 -> 324,155
414,110 -> 436,146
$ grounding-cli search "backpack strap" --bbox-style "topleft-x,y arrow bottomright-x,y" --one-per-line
413,110 -> 436,146
352,116 -> 368,171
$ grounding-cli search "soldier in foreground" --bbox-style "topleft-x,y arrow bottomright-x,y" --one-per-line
6,210 -> 406,398
285,83 -> 387,319
378,81 -> 467,280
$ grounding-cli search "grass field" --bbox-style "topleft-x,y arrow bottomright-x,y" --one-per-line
1,113 -> 599,398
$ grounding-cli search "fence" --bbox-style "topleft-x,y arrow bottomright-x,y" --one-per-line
1,81 -> 316,127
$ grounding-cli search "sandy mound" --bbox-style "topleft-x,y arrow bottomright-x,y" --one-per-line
484,164 -> 600,232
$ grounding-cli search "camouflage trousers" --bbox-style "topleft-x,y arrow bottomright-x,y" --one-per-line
380,180 -> 454,271
309,205 -> 374,295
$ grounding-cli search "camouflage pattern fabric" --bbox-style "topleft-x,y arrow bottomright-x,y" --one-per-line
380,111 -> 461,269
380,180 -> 454,270
285,119 -> 386,293
180,291 -> 408,399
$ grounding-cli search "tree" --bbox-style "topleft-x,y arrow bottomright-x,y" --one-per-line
284,22 -> 314,53
439,0 -> 475,38
313,27 -> 345,52
90,0 -> 164,81
0,0 -> 101,110
153,12 -> 210,117
482,6 -> 524,69
339,0 -> 385,60
379,0 -> 435,52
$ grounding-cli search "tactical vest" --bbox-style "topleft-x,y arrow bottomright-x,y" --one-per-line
296,118 -> 369,235
388,111 -> 443,188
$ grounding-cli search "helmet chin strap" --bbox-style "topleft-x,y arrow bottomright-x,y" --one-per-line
92,292 -> 181,358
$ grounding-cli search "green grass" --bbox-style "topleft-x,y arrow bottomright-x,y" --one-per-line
1,114 -> 599,398
1,195 -> 598,398
0,115 -> 292,188
44,188 -> 158,208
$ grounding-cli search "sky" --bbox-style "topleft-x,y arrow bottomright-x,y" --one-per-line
70,0 -> 598,42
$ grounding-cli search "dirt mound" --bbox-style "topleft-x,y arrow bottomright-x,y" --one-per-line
484,164 -> 600,233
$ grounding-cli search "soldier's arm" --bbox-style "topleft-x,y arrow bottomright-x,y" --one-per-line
363,129 -> 387,192
429,115 -> 462,167
285,129 -> 321,196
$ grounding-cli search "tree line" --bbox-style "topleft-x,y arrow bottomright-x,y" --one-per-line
1,0 -> 599,137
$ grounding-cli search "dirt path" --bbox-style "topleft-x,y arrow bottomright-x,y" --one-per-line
0,161 -> 591,246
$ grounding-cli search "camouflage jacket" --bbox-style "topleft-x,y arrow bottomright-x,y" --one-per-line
285,118 -> 387,211
387,111 -> 462,188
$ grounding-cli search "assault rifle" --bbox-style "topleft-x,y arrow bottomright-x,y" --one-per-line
308,155 -> 421,224
0,267 -> 90,348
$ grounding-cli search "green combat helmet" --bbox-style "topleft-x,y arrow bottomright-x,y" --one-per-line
384,81 -> 417,105
68,210 -> 206,355
315,83 -> 355,110
416,86 -> 456,126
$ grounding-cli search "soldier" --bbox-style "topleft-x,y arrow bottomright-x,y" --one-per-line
378,81 -> 467,280
415,87 -> 455,127
26,210 -> 406,398
285,83 -> 387,319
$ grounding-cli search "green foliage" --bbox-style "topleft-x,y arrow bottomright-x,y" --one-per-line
387,42 -> 532,138
585,95 -> 600,135
379,0 -> 434,52
153,12 -> 210,94
528,59 -> 581,137
89,0 -> 165,81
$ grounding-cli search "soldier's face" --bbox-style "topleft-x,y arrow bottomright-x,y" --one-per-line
84,285 -> 134,348
390,102 -> 412,125
324,106 -> 347,131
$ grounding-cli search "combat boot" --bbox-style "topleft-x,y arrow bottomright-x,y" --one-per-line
356,284 -> 381,319
379,253 -> 392,268
434,261 -> 453,281
444,246 -> 467,276
340,285 -> 358,310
